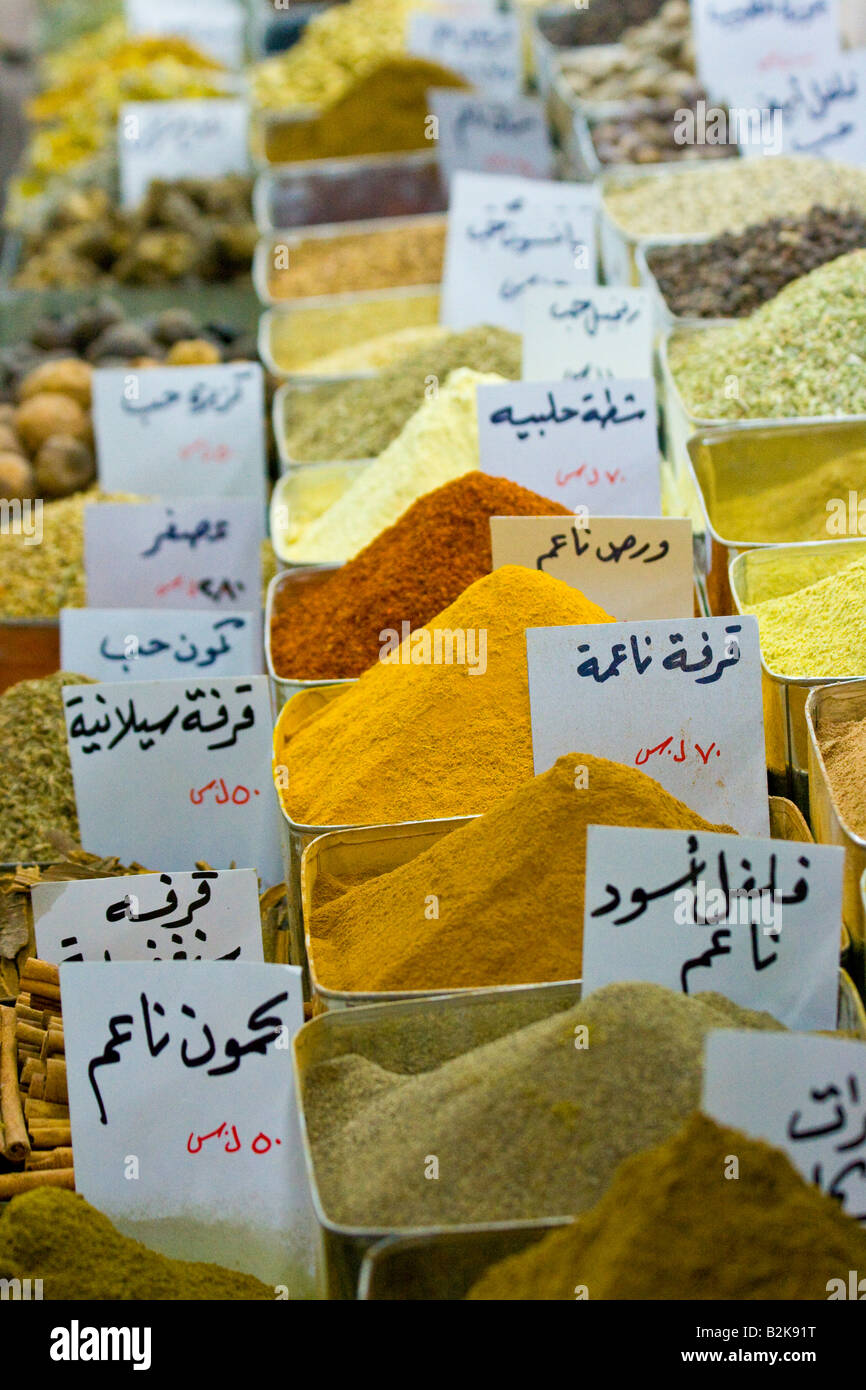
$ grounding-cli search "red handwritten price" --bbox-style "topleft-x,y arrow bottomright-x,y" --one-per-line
187,1121 -> 282,1155
635,736 -> 721,767
190,778 -> 260,805
155,575 -> 247,601
556,464 -> 626,489
179,439 -> 236,464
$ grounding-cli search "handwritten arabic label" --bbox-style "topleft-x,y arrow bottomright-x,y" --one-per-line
522,286 -> 654,382
408,13 -> 521,98
731,56 -> 866,162
119,99 -> 249,209
477,379 -> 660,516
85,500 -> 263,612
489,516 -> 694,620
691,0 -> 841,103
33,868 -> 263,964
60,609 -> 261,681
62,962 -> 317,1288
582,827 -> 842,1028
429,89 -> 554,181
62,676 -> 281,883
526,616 -> 769,834
441,171 -> 597,332
125,0 -> 245,68
703,1032 -> 866,1222
92,364 -> 267,507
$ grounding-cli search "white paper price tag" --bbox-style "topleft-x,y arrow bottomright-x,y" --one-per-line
62,675 -> 281,883
441,172 -> 597,331
60,608 -> 261,681
582,826 -> 842,1029
92,364 -> 267,507
429,89 -> 554,180
85,500 -> 263,611
691,0 -> 842,104
732,55 -> 866,162
703,1031 -> 866,1224
125,0 -> 245,68
62,962 -> 317,1289
526,615 -> 769,834
33,868 -> 263,964
477,379 -> 660,516
522,286 -> 653,381
119,99 -> 249,209
408,12 -> 522,98
490,516 -> 693,620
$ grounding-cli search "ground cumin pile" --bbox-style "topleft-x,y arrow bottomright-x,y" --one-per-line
270,474 -> 569,680
277,566 -> 613,826
0,1188 -> 273,1299
269,220 -> 446,300
818,714 -> 866,838
0,672 -> 93,861
467,1113 -> 866,1300
310,755 -> 735,993
302,983 -> 783,1228
744,556 -> 866,677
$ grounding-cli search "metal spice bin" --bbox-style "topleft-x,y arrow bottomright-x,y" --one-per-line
358,1227 -> 556,1300
598,162 -> 704,286
806,679 -> 866,964
253,151 -> 447,234
293,970 -> 866,1300
729,538 -> 866,809
264,565 -> 345,714
257,286 -> 441,378
0,619 -> 61,696
635,236 -> 733,337
269,461 -> 372,567
272,378 -> 377,471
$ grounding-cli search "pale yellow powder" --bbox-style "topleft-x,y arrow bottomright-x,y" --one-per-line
293,325 -> 449,377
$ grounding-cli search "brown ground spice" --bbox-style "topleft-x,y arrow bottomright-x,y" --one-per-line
268,220 -> 445,300
818,714 -> 866,837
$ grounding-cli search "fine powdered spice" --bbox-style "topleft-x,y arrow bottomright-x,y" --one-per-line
818,715 -> 866,838
284,326 -> 520,462
278,566 -> 613,827
279,368 -> 505,564
270,473 -> 569,680
293,325 -> 448,376
268,220 -> 446,301
669,252 -> 866,420
309,754 -> 735,993
466,1113 -> 866,1300
0,1188 -> 274,1299
302,982 -> 783,1228
710,449 -> 866,543
0,673 -> 93,862
269,293 -> 440,373
744,556 -> 866,677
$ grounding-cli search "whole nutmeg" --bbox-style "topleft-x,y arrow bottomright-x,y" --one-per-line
0,451 -> 36,500
14,392 -> 91,453
18,357 -> 93,410
33,434 -> 96,499
167,338 -> 222,366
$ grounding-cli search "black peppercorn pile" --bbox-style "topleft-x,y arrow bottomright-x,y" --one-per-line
647,205 -> 866,318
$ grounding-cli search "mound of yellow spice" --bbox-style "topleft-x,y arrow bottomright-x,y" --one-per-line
745,555 -> 866,677
0,1188 -> 274,1300
277,566 -> 614,826
309,754 -> 734,993
467,1113 -> 866,1300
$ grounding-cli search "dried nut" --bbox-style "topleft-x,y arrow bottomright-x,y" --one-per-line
18,357 -> 93,409
33,435 -> 96,499
14,393 -> 90,453
0,452 -> 36,499
166,338 -> 222,365
0,424 -> 24,455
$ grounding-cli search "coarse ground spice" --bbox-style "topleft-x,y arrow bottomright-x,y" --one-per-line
603,157 -> 866,239
818,714 -> 866,838
466,1113 -> 866,1300
270,473 -> 569,680
0,1188 -> 274,1299
270,292 -> 440,372
284,325 -> 520,462
710,449 -> 866,543
268,220 -> 446,301
302,982 -> 783,1228
293,325 -> 448,376
309,754 -> 735,993
277,566 -> 614,826
648,206 -> 866,319
279,367 -> 505,564
669,252 -> 866,420
744,556 -> 866,677
0,673 -> 93,862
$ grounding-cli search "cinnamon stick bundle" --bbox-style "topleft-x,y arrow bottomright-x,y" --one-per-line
0,1006 -> 30,1162
0,1169 -> 74,1198
25,1146 -> 73,1172
30,1122 -> 71,1148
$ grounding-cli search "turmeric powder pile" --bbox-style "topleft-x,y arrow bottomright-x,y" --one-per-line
467,1113 -> 866,1300
277,566 -> 614,826
309,755 -> 734,993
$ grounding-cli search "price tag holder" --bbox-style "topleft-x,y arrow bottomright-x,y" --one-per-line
522,286 -> 653,381
691,0 -> 841,104
125,0 -> 245,68
62,961 -> 317,1290
526,615 -> 769,834
33,868 -> 263,964
92,364 -> 267,507
408,12 -> 522,98
62,675 -> 281,883
703,1031 -> 866,1225
429,89 -> 554,180
441,171 -> 597,332
731,55 -> 866,163
477,378 -> 660,516
119,99 -> 249,209
490,516 -> 693,620
60,609 -> 262,681
582,826 -> 842,1029
85,500 -> 263,611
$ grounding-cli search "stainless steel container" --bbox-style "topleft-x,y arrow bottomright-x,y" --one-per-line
254,151 -> 447,233
598,161 -> 705,286
269,458 -> 373,567
272,378 -> 376,471
0,618 -> 61,695
635,235 -> 734,337
359,1226 -> 559,1300
806,679 -> 866,961
257,285 -> 441,378
264,564 -> 345,714
729,539 -> 866,807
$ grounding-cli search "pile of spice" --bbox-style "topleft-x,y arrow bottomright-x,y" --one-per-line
709,448 -> 866,544
278,367 -> 505,563
302,982 -> 782,1228
309,755 -> 734,994
539,0 -> 671,54
284,326 -> 520,463
590,100 -> 735,166
603,157 -> 866,239
0,673 -> 93,862
669,252 -> 866,420
270,474 -> 569,680
0,959 -> 71,1200
467,1113 -> 866,1300
648,206 -> 866,319
0,1188 -> 274,1299
744,555 -> 866,677
817,713 -> 866,838
292,325 -> 448,377
559,0 -> 696,104
267,220 -> 446,301
269,293 -> 440,374
277,567 -> 614,826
